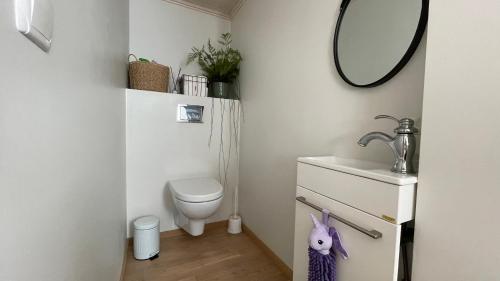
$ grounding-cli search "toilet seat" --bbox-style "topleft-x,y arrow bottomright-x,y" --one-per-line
169,178 -> 223,203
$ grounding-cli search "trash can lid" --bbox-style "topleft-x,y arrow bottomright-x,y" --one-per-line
134,216 -> 159,230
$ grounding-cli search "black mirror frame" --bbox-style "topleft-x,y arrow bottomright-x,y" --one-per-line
333,0 -> 429,88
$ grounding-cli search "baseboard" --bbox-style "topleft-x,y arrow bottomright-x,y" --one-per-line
119,238 -> 128,281
242,224 -> 293,280
127,220 -> 229,245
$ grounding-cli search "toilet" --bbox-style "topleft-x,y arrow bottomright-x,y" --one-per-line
168,178 -> 224,236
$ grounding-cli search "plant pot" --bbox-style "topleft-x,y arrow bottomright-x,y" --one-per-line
209,82 -> 232,99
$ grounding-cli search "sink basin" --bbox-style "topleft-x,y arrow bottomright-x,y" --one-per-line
297,156 -> 417,185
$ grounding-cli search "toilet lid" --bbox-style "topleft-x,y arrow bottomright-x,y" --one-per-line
169,178 -> 224,203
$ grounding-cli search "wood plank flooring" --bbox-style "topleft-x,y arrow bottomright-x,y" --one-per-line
123,222 -> 291,281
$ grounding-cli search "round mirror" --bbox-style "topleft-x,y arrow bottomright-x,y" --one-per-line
333,0 -> 428,87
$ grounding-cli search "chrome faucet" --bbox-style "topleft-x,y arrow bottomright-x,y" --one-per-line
358,115 -> 419,174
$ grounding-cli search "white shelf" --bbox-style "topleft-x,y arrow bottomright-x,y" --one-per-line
125,88 -> 239,103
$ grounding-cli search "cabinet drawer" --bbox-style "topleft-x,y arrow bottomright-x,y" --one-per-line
293,187 -> 401,281
297,162 -> 415,224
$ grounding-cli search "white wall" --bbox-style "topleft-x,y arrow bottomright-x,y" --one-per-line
130,0 -> 231,90
126,0 -> 236,237
0,0 -> 128,280
126,90 -> 239,236
232,0 -> 426,266
412,1 -> 500,280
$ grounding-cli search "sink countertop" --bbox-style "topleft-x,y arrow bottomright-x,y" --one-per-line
297,156 -> 418,186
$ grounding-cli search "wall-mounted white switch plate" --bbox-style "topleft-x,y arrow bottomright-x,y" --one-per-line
15,0 -> 54,52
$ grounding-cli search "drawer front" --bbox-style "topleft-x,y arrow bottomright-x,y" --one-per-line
293,187 -> 401,281
297,162 -> 415,224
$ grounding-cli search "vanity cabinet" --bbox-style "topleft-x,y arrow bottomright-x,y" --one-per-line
293,157 -> 417,281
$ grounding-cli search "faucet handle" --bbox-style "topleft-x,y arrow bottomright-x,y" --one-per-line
375,115 -> 419,134
375,115 -> 400,123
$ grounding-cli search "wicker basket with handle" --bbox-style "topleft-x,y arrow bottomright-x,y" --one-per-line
129,54 -> 170,93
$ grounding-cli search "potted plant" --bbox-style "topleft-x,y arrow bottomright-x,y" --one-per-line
187,33 -> 243,99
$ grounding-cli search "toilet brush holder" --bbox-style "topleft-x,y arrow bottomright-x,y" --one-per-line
228,215 -> 242,234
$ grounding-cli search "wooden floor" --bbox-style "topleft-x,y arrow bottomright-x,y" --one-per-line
123,223 -> 291,281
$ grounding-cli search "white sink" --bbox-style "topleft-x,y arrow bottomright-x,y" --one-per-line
297,156 -> 417,185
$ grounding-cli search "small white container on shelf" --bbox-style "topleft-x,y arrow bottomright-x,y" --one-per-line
133,216 -> 160,260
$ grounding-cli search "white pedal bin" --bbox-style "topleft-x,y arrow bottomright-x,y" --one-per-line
133,216 -> 160,260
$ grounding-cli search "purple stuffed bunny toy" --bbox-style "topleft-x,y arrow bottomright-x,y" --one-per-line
308,210 -> 348,281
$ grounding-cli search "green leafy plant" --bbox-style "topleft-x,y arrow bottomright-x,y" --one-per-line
187,33 -> 243,84
188,34 -> 243,197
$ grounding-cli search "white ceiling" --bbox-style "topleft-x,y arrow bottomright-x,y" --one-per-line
169,0 -> 243,18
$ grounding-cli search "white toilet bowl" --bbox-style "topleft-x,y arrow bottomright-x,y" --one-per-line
168,178 -> 224,236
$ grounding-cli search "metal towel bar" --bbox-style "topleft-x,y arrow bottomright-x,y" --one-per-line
296,196 -> 383,239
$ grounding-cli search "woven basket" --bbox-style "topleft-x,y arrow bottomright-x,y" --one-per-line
129,54 -> 170,93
